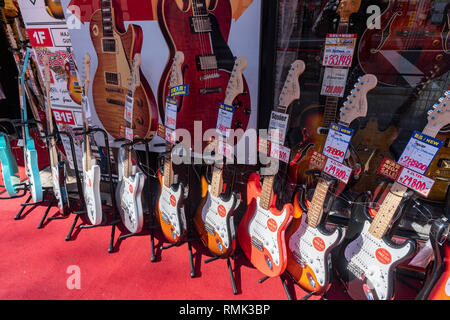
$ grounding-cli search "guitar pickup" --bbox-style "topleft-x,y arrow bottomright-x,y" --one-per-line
199,87 -> 222,95
251,236 -> 264,252
189,16 -> 212,33
106,98 -> 125,106
196,55 -> 218,71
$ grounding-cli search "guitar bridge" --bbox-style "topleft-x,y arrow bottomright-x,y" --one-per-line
347,261 -> 365,280
189,16 -> 212,33
251,236 -> 264,252
199,87 -> 222,95
161,212 -> 170,225
196,55 -> 218,71
204,222 -> 215,236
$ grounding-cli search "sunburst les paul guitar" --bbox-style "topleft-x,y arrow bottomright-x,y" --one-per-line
157,0 -> 251,149
336,91 -> 450,300
89,0 -> 158,139
43,53 -> 70,214
81,53 -> 103,225
193,56 -> 248,258
236,60 -> 306,277
115,53 -> 146,234
156,52 -> 188,244
286,74 -> 378,295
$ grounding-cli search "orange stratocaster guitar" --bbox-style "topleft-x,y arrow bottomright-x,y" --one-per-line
237,60 -> 306,277
193,57 -> 248,258
291,0 -> 361,186
64,50 -> 82,105
45,0 -> 65,20
286,74 -> 378,295
89,0 -> 157,139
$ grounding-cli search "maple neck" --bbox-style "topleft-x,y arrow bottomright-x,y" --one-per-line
123,146 -> 132,179
101,0 -> 114,37
260,175 -> 275,211
210,164 -> 224,198
192,0 -> 208,16
163,151 -> 173,188
306,179 -> 331,228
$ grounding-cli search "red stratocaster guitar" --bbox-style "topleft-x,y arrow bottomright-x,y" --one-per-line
286,74 -> 378,295
157,0 -> 251,149
237,60 -> 305,278
358,0 -> 450,87
89,0 -> 158,139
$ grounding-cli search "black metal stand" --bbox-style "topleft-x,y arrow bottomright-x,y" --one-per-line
204,255 -> 238,295
71,127 -> 119,253
258,273 -> 293,300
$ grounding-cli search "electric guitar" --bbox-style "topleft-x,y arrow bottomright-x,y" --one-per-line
115,53 -> 146,234
193,57 -> 249,258
43,53 -> 70,215
89,0 -> 158,139
81,53 -> 103,225
336,91 -> 450,300
236,60 -> 306,278
292,0 -> 361,186
358,0 -> 450,87
286,74 -> 378,295
45,0 -> 65,20
156,52 -> 188,244
20,48 -> 43,203
157,0 -> 251,149
64,48 -> 82,105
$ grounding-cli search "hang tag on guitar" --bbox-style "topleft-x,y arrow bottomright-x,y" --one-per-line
268,111 -> 289,144
216,103 -> 235,138
124,95 -> 133,123
396,167 -> 435,197
165,127 -> 176,145
322,123 -> 353,163
269,142 -> 291,164
397,131 -> 443,175
169,84 -> 189,97
322,33 -> 357,68
125,127 -> 133,141
165,97 -> 178,130
217,139 -> 234,161
323,157 -> 352,184
82,96 -> 91,119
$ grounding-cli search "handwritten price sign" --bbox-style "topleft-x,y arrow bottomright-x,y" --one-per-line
398,131 -> 443,175
164,97 -> 178,130
322,123 -> 353,163
270,143 -> 291,164
216,103 -> 235,138
396,167 -> 435,197
323,157 -> 352,184
321,67 -> 348,98
322,34 -> 357,68
217,139 -> 234,161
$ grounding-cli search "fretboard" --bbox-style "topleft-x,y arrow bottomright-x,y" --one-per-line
260,175 -> 275,210
192,0 -> 208,16
101,0 -> 114,37
163,149 -> 173,188
210,165 -> 223,198
306,179 -> 331,228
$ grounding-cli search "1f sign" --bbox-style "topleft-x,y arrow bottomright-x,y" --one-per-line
27,28 -> 53,47
66,265 -> 81,290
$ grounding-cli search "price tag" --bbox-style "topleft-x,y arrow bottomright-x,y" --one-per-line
124,95 -> 133,123
268,111 -> 289,144
322,33 -> 357,68
309,150 -> 327,170
322,123 -> 353,163
165,127 -> 176,145
396,167 -> 435,197
125,127 -> 133,141
378,158 -> 402,181
398,131 -> 443,174
216,103 -> 235,138
82,96 -> 91,119
164,97 -> 178,130
323,157 -> 352,184
169,85 -> 189,97
217,139 -> 234,161
269,143 -> 290,164
320,67 -> 349,98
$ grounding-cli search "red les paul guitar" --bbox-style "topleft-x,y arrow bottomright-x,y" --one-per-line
237,60 -> 305,277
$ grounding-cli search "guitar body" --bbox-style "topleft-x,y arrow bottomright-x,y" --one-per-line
116,169 -> 145,234
82,147 -> 102,225
0,133 -> 20,196
351,118 -> 398,193
64,62 -> 82,105
424,132 -> 450,202
51,162 -> 70,214
157,0 -> 251,147
193,175 -> 237,257
335,194 -> 416,300
285,191 -> 342,294
45,0 -> 64,20
24,142 -> 43,203
237,173 -> 293,277
156,170 -> 187,244
428,244 -> 450,300
89,6 -> 157,139
358,0 -> 450,87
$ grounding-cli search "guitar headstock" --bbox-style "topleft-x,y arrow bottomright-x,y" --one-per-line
426,91 -> 450,135
279,59 -> 305,108
128,53 -> 142,93
43,52 -> 51,92
336,0 -> 361,23
169,51 -> 185,88
224,56 -> 247,106
339,74 -> 377,125
83,53 -> 91,92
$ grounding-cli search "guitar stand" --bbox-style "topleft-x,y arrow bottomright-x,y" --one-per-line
71,127 -> 119,253
204,255 -> 238,295
257,273 -> 293,300
114,137 -> 157,261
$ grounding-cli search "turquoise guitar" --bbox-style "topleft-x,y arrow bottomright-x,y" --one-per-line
20,48 -> 43,203
0,131 -> 20,196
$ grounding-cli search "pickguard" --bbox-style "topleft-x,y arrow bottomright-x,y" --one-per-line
159,182 -> 183,237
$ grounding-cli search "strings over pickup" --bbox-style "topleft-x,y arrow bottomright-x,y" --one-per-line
196,55 -> 218,71
189,16 -> 212,33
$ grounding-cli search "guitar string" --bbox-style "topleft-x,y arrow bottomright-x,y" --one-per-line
192,0 -> 210,90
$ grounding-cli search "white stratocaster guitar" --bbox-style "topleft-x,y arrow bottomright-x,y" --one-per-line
286,74 -> 378,294
81,53 -> 102,225
115,54 -> 146,234
43,53 -> 70,214
156,52 -> 189,244
337,91 -> 450,300
193,57 -> 249,258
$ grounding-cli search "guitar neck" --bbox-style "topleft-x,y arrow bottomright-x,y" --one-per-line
260,175 -> 275,210
101,0 -> 114,36
191,0 -> 208,16
210,164 -> 224,198
163,151 -> 173,188
306,179 -> 331,228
